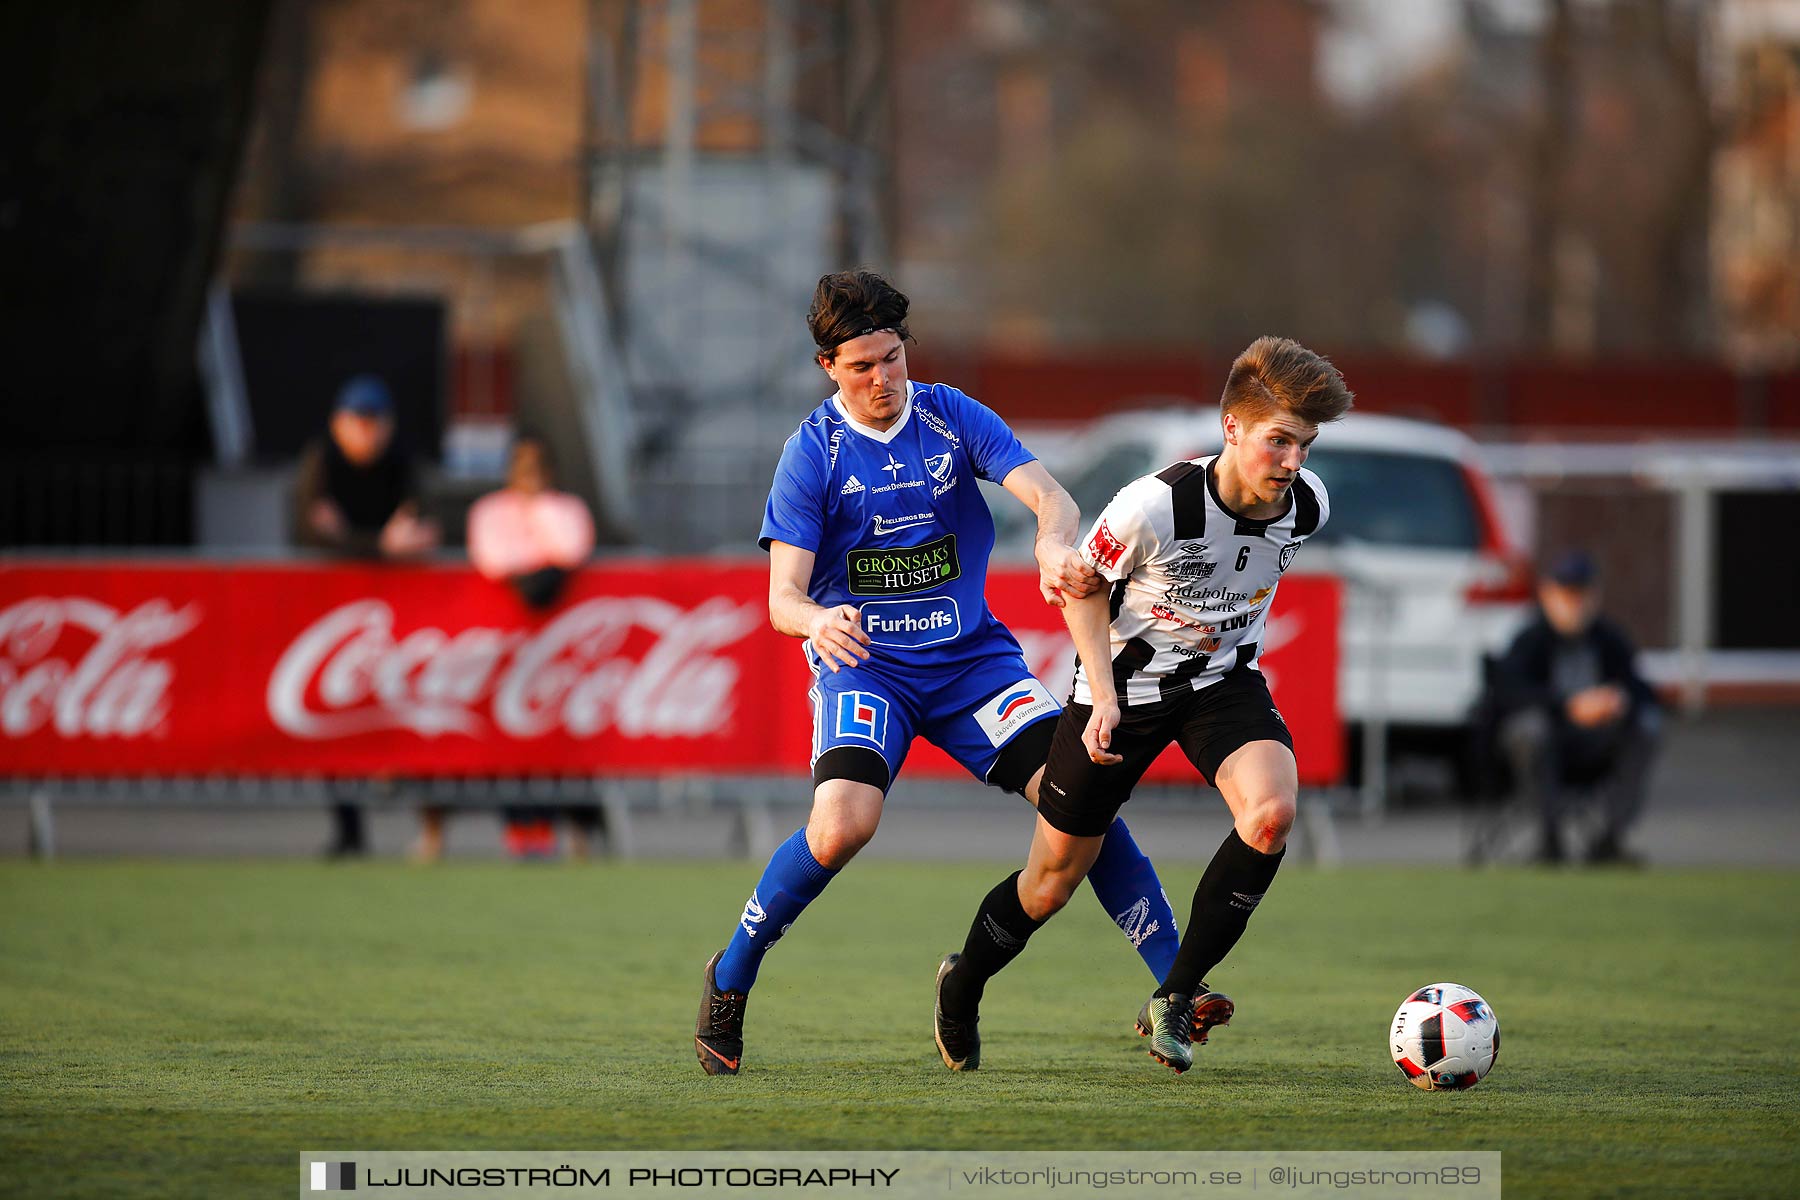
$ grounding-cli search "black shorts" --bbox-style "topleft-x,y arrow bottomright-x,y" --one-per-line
1035,666 -> 1294,837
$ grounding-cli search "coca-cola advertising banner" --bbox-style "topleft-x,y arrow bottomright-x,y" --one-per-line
0,560 -> 1341,784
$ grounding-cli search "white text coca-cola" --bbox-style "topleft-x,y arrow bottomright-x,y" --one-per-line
0,597 -> 200,738
267,596 -> 762,740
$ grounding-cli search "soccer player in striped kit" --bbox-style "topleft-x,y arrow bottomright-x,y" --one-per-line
694,270 -> 1187,1075
933,336 -> 1354,1074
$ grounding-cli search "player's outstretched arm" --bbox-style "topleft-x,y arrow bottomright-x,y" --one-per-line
1060,589 -> 1123,765
999,461 -> 1101,607
767,540 -> 870,672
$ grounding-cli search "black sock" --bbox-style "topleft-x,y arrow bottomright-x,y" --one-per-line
1157,829 -> 1284,998
940,871 -> 1045,1012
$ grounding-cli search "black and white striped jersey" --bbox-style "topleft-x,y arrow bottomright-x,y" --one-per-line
1073,455 -> 1330,708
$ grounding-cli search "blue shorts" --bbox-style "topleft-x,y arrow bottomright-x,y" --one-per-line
807,641 -> 1061,791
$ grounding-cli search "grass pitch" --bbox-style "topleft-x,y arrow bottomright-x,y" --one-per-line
2,859 -> 1797,1198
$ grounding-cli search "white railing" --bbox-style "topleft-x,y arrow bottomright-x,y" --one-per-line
1477,437 -> 1800,710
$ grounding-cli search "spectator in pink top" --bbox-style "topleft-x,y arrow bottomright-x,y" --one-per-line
468,434 -> 595,610
457,433 -> 602,861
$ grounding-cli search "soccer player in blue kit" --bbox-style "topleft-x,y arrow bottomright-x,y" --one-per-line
695,270 -> 1183,1075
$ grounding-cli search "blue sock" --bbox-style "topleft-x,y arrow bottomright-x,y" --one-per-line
1086,817 -> 1180,981
714,829 -> 838,993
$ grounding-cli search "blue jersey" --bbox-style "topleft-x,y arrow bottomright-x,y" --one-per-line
760,380 -> 1037,672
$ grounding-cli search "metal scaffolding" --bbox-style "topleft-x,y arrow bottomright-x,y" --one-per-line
582,0 -> 894,550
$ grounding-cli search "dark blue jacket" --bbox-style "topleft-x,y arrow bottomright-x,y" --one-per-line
1494,612 -> 1659,722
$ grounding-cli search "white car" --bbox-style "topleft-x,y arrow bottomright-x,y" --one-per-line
989,409 -> 1532,783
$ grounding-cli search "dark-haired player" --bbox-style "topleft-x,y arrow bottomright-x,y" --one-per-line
695,270 -> 1185,1075
933,336 -> 1354,1074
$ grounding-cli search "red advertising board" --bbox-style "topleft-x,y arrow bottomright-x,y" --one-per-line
0,560 -> 1341,784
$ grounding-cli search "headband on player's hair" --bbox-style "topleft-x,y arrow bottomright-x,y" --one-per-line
815,323 -> 911,355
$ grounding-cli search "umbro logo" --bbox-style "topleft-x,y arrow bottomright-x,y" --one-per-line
1230,891 -> 1266,912
981,915 -> 1023,949
841,475 -> 865,495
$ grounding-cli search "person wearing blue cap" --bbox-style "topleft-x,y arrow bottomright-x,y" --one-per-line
1493,549 -> 1661,864
293,374 -> 440,560
292,375 -> 441,858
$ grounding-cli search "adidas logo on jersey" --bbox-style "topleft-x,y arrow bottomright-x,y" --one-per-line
841,476 -> 865,495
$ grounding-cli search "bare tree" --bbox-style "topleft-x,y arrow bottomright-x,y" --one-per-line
1523,0 -> 1575,349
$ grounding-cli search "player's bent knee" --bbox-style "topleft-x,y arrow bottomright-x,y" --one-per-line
807,821 -> 876,868
806,776 -> 885,868
1240,794 -> 1296,852
805,802 -> 880,867
1017,870 -> 1079,922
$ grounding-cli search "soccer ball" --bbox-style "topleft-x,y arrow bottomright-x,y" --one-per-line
1389,982 -> 1499,1091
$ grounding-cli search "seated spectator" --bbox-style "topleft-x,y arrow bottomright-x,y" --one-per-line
1493,550 -> 1662,865
467,433 -> 595,610
468,433 -> 600,859
292,374 -> 441,859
